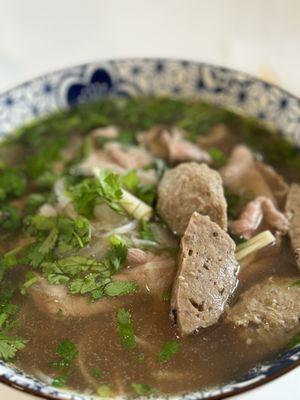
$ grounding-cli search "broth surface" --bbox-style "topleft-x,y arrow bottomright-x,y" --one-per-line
0,97 -> 299,397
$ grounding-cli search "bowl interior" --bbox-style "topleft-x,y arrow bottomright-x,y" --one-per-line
0,58 -> 300,400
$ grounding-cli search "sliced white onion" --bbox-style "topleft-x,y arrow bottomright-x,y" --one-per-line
54,179 -> 71,207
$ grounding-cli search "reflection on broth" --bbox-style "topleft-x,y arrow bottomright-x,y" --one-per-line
0,98 -> 300,397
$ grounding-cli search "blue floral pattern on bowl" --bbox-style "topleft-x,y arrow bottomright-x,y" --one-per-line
0,58 -> 299,400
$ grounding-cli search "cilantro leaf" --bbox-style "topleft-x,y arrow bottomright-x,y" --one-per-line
131,383 -> 157,396
104,281 -> 139,297
19,271 -> 38,295
224,188 -> 254,219
70,170 -> 124,218
0,334 -> 28,361
56,339 -> 78,363
208,147 -> 227,168
287,333 -> 300,349
24,215 -> 91,267
289,280 -> 300,288
140,220 -> 155,241
96,170 -> 124,214
106,235 -> 128,272
122,170 -> 139,191
136,353 -> 145,363
157,341 -> 181,363
70,178 -> 100,218
116,308 -> 136,350
97,385 -> 112,397
135,184 -> 156,206
0,168 -> 27,201
25,193 -> 47,215
0,205 -> 20,231
39,228 -> 58,255
52,373 -> 69,388
52,339 -> 78,370
90,367 -> 103,379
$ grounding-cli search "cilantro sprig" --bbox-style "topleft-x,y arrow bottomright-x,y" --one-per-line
116,308 -> 136,350
51,339 -> 78,387
157,340 -> 181,363
70,170 -> 124,218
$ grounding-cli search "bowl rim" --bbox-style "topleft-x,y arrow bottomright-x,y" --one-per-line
0,57 -> 299,400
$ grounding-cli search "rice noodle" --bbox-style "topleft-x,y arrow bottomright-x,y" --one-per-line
110,220 -> 138,235
150,222 -> 178,248
135,336 -> 159,352
77,338 -> 99,391
32,369 -> 53,385
131,238 -> 159,248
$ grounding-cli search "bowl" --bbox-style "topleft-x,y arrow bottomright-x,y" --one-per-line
0,58 -> 300,400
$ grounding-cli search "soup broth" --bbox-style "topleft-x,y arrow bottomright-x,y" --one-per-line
0,97 -> 299,397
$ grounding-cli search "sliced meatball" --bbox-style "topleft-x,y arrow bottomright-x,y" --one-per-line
286,184 -> 300,269
157,162 -> 227,235
226,276 -> 300,350
138,126 -> 211,165
171,213 -> 238,336
231,196 -> 289,239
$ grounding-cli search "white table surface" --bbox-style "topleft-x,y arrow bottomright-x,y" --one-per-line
0,0 -> 299,399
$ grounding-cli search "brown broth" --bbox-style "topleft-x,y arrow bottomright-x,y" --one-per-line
1,98 -> 300,397
11,240 -> 298,396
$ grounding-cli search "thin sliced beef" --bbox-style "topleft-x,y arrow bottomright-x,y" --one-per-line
226,277 -> 300,349
77,151 -> 125,175
157,162 -> 227,235
104,142 -> 153,169
138,126 -> 211,165
29,251 -> 175,317
90,126 -> 119,140
286,184 -> 300,268
197,124 -> 237,153
122,251 -> 176,296
29,275 -> 124,317
256,162 -> 289,207
76,147 -> 157,185
221,145 -> 288,207
231,196 -> 289,239
171,213 -> 238,336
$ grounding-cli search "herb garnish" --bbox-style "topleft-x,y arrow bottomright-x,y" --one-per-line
287,333 -> 300,349
140,220 -> 155,241
0,167 -> 27,201
51,339 -> 78,387
116,308 -> 136,350
131,383 -> 157,396
289,280 -> 300,288
208,147 -> 227,168
157,341 -> 181,363
90,367 -> 103,379
70,170 -> 124,218
97,385 -> 112,397
0,335 -> 28,361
